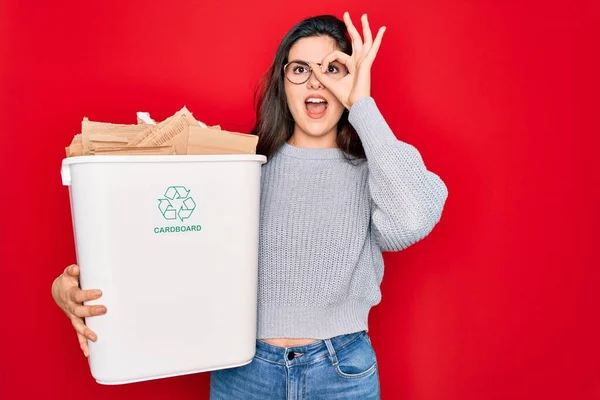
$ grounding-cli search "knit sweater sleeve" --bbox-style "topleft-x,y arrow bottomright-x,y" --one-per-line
348,96 -> 448,252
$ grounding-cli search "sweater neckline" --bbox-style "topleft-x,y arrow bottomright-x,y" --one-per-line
278,142 -> 347,160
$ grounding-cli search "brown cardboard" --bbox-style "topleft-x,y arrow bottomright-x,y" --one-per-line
130,106 -> 198,155
92,146 -> 176,155
125,125 -> 157,148
66,106 -> 259,157
187,125 -> 258,155
66,134 -> 83,157
139,115 -> 191,155
89,134 -> 130,143
82,119 -> 146,155
88,134 -> 132,153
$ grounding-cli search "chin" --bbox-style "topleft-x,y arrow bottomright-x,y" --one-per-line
292,108 -> 342,137
297,120 -> 336,137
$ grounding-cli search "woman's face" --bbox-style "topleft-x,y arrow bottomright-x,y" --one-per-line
284,36 -> 346,143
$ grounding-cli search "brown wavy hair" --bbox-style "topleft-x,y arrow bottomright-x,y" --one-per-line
250,15 -> 366,162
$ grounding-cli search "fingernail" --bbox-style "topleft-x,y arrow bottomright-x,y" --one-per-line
93,290 -> 102,297
95,306 -> 106,314
87,334 -> 95,341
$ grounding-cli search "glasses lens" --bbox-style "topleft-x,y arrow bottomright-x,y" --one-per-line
285,61 -> 311,84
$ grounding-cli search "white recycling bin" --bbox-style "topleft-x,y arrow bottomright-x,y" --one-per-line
60,154 -> 267,385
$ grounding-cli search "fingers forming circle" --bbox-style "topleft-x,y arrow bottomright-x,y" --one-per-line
320,51 -> 352,73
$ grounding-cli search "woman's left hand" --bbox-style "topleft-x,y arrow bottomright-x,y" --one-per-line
312,12 -> 386,110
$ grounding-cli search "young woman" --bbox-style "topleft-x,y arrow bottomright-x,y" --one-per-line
52,12 -> 448,399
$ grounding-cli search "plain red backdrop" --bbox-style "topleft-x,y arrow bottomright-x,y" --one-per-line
0,0 -> 598,399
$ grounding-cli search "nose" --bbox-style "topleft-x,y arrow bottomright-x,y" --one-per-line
307,65 -> 324,89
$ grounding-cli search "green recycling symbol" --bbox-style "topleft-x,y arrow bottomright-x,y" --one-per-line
158,186 -> 196,222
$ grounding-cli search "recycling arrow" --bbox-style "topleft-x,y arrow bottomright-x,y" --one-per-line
178,197 -> 196,221
158,186 -> 196,221
158,198 -> 177,220
165,186 -> 190,200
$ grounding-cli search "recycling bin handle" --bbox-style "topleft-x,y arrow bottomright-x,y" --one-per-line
61,164 -> 71,186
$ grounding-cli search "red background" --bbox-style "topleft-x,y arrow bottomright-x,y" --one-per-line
0,1 -> 597,399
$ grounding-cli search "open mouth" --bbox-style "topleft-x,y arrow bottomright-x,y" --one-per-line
305,98 -> 328,118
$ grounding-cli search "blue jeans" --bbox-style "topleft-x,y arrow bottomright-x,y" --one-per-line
209,330 -> 380,399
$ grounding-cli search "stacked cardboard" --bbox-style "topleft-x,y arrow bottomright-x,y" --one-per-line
65,106 -> 258,157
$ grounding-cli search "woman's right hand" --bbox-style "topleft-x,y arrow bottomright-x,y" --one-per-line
51,264 -> 107,357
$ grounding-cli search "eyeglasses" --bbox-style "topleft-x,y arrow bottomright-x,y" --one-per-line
283,59 -> 348,85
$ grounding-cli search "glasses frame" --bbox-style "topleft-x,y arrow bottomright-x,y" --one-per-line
283,59 -> 347,85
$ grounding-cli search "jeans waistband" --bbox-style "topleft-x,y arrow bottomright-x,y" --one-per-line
254,330 -> 366,366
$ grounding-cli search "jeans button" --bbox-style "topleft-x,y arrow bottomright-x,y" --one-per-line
287,351 -> 296,360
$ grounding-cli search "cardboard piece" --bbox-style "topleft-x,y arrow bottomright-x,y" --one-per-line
82,119 -> 147,155
92,146 -> 176,155
65,106 -> 259,157
133,107 -> 198,155
66,134 -> 83,157
187,126 -> 259,155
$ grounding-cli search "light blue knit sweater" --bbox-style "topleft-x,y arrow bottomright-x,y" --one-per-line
257,96 -> 448,339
